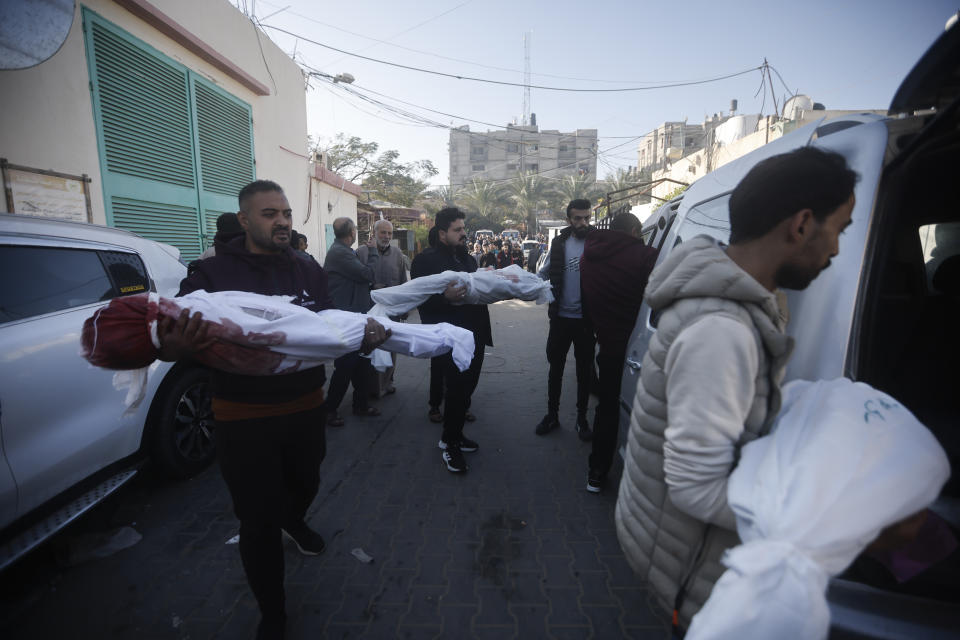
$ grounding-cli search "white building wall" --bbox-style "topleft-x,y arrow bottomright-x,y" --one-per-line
306,177 -> 358,264
0,0 -> 307,224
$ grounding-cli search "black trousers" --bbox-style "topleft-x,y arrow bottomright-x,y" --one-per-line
545,316 -> 596,417
429,355 -> 477,411
440,334 -> 485,444
589,348 -> 626,477
325,350 -> 370,413
216,405 -> 326,620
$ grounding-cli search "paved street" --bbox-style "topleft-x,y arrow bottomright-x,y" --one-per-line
0,301 -> 670,639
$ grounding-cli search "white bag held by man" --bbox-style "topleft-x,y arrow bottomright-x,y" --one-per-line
686,378 -> 950,640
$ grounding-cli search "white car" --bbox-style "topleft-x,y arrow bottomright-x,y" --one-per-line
0,213 -> 215,570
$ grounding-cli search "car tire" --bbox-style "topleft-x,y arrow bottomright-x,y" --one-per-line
150,367 -> 216,480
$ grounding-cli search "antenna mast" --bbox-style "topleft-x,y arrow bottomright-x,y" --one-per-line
522,31 -> 531,126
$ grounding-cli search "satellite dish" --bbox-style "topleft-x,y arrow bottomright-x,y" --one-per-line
0,0 -> 75,70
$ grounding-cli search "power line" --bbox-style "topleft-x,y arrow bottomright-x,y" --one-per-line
262,23 -> 762,93
256,0 -> 741,86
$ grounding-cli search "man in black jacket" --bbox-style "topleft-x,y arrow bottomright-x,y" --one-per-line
534,199 -> 596,440
411,207 -> 492,473
157,180 -> 388,639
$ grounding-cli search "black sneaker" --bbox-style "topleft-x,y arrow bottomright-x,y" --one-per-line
576,415 -> 594,442
438,437 -> 478,453
441,445 -> 467,472
535,414 -> 559,435
587,470 -> 606,493
282,523 -> 326,555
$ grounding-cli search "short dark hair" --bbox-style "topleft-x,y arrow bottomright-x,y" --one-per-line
216,212 -> 243,234
611,212 -> 641,235
435,207 -> 465,231
238,179 -> 283,210
567,199 -> 591,216
728,147 -> 858,244
290,230 -> 301,245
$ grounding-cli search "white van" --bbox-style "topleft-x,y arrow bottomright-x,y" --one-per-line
620,24 -> 960,638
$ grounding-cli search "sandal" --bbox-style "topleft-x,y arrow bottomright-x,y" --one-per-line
327,412 -> 344,427
465,411 -> 476,422
428,408 -> 444,423
352,406 -> 381,417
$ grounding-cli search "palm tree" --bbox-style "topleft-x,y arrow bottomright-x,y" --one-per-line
554,174 -> 602,211
507,172 -> 554,237
458,179 -> 507,219
431,184 -> 459,207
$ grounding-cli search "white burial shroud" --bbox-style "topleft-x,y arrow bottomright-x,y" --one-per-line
686,378 -> 950,640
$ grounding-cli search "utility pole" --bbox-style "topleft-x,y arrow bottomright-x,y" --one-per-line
522,32 -> 531,126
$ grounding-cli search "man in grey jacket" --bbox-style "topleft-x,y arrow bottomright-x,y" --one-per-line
615,147 -> 857,630
357,218 -> 407,396
323,217 -> 380,426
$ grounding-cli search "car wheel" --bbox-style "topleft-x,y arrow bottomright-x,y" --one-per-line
151,367 -> 215,479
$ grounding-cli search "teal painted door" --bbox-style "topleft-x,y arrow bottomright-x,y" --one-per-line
83,10 -> 254,261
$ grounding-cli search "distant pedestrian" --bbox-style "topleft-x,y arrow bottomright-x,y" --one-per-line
194,211 -> 242,265
579,212 -> 657,493
323,217 -> 381,426
358,218 -> 407,396
526,239 -> 540,274
534,199 -> 596,440
479,242 -> 497,268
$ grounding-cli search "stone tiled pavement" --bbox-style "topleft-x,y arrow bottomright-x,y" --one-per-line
0,301 -> 670,639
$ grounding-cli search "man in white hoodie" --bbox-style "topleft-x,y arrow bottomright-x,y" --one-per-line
615,147 -> 858,630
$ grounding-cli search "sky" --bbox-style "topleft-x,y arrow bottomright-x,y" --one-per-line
239,0 -> 957,188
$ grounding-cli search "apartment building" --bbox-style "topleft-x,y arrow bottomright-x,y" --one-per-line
449,122 -> 597,186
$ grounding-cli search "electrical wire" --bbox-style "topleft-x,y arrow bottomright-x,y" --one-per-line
255,0 -> 742,86
262,23 -> 762,93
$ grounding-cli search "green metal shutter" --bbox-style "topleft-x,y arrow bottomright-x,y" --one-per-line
192,77 -> 255,250
83,10 -> 256,261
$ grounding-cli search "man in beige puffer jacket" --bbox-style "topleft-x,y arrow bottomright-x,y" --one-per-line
615,147 -> 858,629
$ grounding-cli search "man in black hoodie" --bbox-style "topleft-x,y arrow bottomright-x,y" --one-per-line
157,180 -> 388,639
411,207 -> 491,473
579,212 -> 657,493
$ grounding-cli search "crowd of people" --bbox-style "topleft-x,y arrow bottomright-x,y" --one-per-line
156,146 -> 900,639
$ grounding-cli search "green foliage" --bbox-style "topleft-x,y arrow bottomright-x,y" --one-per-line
316,133 -> 438,208
507,172 -> 555,237
458,179 -> 509,220
660,184 -> 689,202
550,174 -> 602,212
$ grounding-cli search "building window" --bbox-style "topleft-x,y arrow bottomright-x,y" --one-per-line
472,164 -> 485,171
507,143 -> 519,153
529,144 -> 539,152
558,144 -> 569,152
471,146 -> 485,156
527,163 -> 539,172
506,163 -> 518,171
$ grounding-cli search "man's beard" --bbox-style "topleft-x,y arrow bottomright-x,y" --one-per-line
775,260 -> 829,290
572,225 -> 589,239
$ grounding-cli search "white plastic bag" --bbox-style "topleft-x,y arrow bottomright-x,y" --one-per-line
368,264 -> 553,317
686,378 -> 950,640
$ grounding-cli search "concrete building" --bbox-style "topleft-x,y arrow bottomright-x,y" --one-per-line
449,122 -> 597,186
636,120 -> 710,174
1,0 -> 309,261
645,106 -> 887,202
